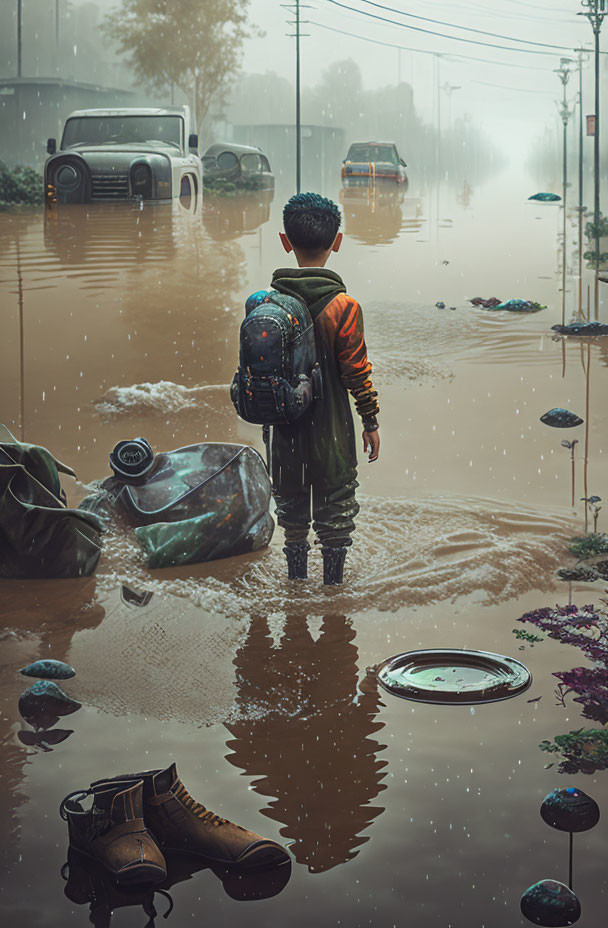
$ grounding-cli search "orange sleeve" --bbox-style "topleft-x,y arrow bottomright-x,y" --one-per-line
335,295 -> 379,426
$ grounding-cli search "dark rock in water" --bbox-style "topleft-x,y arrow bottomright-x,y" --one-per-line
557,565 -> 599,582
540,786 -> 600,833
594,559 -> 608,580
552,321 -> 608,336
469,296 -> 502,308
435,301 -> 446,309
529,192 -> 561,202
18,728 -> 73,749
18,681 -> 81,729
521,880 -> 581,926
20,659 -> 75,680
540,408 -> 584,428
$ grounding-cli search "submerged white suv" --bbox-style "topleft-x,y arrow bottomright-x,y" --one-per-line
44,106 -> 202,205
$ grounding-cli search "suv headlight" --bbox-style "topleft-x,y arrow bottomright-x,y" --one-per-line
130,163 -> 152,197
54,163 -> 81,191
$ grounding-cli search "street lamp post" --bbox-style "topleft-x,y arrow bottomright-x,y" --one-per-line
579,1 -> 607,317
555,58 -> 572,326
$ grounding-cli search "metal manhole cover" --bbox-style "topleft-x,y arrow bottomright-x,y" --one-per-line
376,648 -> 532,705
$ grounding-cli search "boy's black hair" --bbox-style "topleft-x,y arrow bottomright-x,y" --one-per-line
283,192 -> 342,252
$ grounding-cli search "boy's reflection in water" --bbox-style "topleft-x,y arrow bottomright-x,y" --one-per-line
224,613 -> 388,872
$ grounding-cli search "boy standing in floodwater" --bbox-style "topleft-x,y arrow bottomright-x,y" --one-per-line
270,192 -> 380,585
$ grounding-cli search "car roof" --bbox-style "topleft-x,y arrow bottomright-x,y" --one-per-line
348,141 -> 398,147
203,143 -> 266,157
65,107 -> 188,118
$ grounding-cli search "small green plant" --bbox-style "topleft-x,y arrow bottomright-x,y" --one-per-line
512,628 -> 544,643
568,533 -> 608,560
539,728 -> 608,774
0,161 -> 43,209
585,212 -> 608,240
584,249 -> 608,268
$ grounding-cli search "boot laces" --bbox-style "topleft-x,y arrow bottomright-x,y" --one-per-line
172,782 -> 228,827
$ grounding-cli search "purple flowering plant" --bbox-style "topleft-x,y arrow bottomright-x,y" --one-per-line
519,601 -> 608,772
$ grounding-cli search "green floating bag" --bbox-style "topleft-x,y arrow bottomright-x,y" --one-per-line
80,441 -> 274,569
0,424 -> 103,578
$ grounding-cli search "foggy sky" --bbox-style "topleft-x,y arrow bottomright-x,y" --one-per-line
24,0 -> 607,148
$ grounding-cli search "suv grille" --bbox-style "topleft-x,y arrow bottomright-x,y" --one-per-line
91,173 -> 129,200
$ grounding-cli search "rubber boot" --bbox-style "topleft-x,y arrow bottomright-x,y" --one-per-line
322,546 -> 347,586
284,543 -> 310,581
90,763 -> 290,870
59,779 -> 167,885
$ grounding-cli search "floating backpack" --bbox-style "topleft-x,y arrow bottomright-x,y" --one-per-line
231,289 -> 323,425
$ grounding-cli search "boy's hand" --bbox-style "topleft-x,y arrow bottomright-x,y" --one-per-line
362,429 -> 380,463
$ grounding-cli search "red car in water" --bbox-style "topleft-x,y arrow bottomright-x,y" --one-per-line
341,141 -> 408,184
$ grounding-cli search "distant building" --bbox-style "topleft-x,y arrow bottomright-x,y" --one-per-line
229,124 -> 345,193
0,78 -> 136,167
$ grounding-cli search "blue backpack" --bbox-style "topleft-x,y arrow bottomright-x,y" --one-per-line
231,289 -> 323,425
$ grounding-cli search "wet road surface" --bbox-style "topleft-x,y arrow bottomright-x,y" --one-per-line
1,168 -> 608,926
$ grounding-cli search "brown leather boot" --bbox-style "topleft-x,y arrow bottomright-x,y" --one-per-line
91,763 -> 290,869
60,779 -> 167,885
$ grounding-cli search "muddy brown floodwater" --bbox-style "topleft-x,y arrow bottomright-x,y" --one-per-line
1,168 -> 608,927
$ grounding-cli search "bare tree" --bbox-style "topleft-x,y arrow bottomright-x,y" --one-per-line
102,0 -> 257,133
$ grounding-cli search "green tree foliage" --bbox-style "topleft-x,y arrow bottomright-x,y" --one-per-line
102,0 -> 256,132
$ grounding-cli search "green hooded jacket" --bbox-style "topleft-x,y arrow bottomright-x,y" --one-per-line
270,267 -> 379,491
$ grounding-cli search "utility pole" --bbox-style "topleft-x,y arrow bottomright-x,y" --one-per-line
284,1 -> 310,194
17,0 -> 22,78
555,58 -> 572,326
575,49 -> 589,319
579,1 -> 607,318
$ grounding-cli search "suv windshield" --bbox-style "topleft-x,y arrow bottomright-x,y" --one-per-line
61,115 -> 183,149
347,144 -> 398,164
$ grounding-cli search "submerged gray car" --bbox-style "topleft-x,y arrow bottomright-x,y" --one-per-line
45,106 -> 202,205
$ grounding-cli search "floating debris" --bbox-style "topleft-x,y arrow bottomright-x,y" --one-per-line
520,880 -> 581,927
540,409 -> 584,429
120,584 -> 154,608
540,787 -> 600,833
18,681 -> 81,729
551,321 -> 608,336
376,648 -> 531,705
494,299 -> 546,313
20,659 -> 75,680
529,192 -> 561,202
468,296 -> 502,308
435,301 -> 446,309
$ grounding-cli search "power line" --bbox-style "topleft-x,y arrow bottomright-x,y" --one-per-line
470,80 -> 557,95
309,20 -> 556,71
344,0 -> 580,51
320,0 -> 578,56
